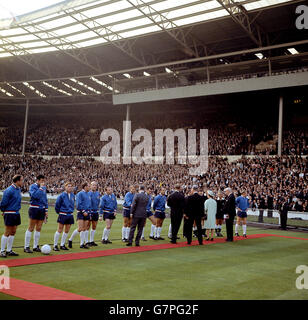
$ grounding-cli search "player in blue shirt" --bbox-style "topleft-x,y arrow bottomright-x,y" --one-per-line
122,185 -> 136,242
235,190 -> 250,237
144,186 -> 157,241
99,186 -> 117,244
153,187 -> 167,240
53,182 -> 75,251
86,181 -> 101,246
24,175 -> 48,253
68,182 -> 91,249
0,175 -> 23,257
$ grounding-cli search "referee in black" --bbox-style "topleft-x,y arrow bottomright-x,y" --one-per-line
167,185 -> 185,244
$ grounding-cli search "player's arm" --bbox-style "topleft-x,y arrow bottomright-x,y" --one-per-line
77,193 -> 86,215
124,193 -> 129,206
153,196 -> 158,211
45,194 -> 49,217
113,196 -> 117,215
29,184 -> 45,199
55,194 -> 62,214
0,188 -> 11,213
235,197 -> 240,211
42,185 -> 48,215
147,196 -> 152,212
99,196 -> 104,219
82,194 -> 88,216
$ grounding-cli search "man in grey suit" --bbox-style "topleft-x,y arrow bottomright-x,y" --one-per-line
127,185 -> 150,247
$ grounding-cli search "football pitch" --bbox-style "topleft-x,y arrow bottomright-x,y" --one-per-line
0,204 -> 308,300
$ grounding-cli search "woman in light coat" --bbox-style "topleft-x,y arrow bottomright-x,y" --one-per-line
204,190 -> 217,241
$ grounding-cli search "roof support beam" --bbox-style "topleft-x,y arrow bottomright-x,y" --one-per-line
0,37 -> 53,78
216,0 -> 265,47
20,23 -> 102,74
19,23 -> 120,93
64,8 -> 153,66
126,0 -> 199,58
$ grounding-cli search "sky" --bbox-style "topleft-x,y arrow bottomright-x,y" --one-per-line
0,0 -> 63,20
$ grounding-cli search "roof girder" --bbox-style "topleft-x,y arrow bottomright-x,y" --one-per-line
64,7 -> 153,66
215,0 -> 266,47
126,0 -> 200,58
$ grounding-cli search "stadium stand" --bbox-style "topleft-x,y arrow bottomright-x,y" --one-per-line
0,155 -> 307,214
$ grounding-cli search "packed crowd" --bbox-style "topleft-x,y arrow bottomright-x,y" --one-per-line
0,155 -> 307,212
0,116 -> 306,156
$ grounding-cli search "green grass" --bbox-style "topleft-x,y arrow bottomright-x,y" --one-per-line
0,293 -> 22,300
1,204 -> 308,300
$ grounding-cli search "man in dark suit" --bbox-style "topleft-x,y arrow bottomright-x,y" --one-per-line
279,198 -> 289,230
183,185 -> 204,245
257,194 -> 266,223
127,185 -> 149,247
223,187 -> 236,242
267,193 -> 274,218
167,185 -> 185,244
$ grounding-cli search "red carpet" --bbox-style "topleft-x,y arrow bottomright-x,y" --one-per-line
0,277 -> 94,300
0,233 -> 285,268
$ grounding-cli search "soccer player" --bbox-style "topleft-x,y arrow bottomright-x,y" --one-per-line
54,182 -> 75,251
24,175 -> 48,253
215,190 -> 225,237
122,185 -> 136,242
100,186 -> 117,244
235,190 -> 250,237
68,182 -> 91,249
87,181 -> 100,246
144,186 -> 156,240
153,187 -> 167,240
0,175 -> 23,257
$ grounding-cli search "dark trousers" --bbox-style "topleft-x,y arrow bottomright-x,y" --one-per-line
225,216 -> 234,241
280,212 -> 288,230
170,213 -> 183,242
128,217 -> 146,245
184,216 -> 203,245
267,209 -> 273,218
258,209 -> 264,223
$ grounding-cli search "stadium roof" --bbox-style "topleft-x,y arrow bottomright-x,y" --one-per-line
0,0 -> 307,105
0,0 -> 294,57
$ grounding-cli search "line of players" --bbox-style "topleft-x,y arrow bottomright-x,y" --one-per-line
0,174 -> 250,257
